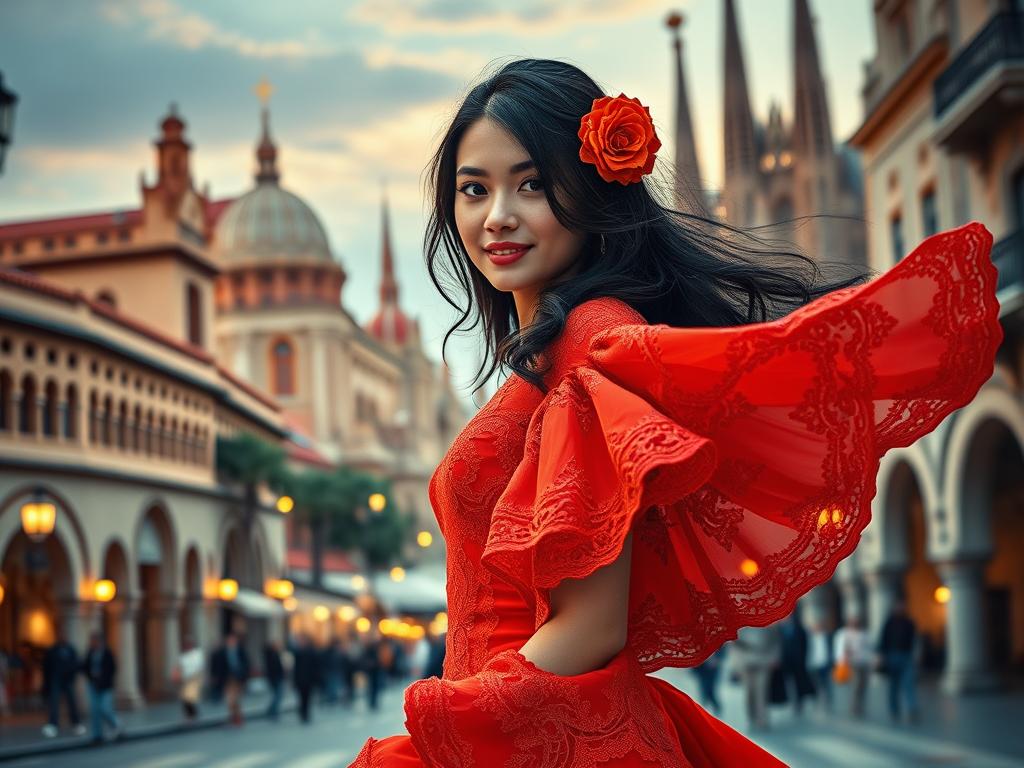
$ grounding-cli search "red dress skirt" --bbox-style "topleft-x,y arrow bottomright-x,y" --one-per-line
349,222 -> 1001,767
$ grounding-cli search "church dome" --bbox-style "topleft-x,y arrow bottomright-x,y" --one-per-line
215,184 -> 332,262
213,107 -> 333,263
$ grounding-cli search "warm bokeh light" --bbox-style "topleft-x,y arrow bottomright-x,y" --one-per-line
265,578 -> 294,599
276,495 -> 294,514
313,605 -> 330,621
379,618 -> 396,634
217,578 -> 239,601
740,559 -> 759,577
817,507 -> 844,529
20,498 -> 56,542
355,616 -> 371,633
282,596 -> 298,612
935,585 -> 952,604
93,579 -> 116,603
368,492 -> 387,512
417,530 -> 433,547
338,605 -> 356,621
0,583 -> 5,606
390,566 -> 406,582
350,574 -> 367,590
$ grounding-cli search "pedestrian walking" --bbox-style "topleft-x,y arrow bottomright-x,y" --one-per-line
878,598 -> 920,724
361,631 -> 385,711
807,618 -> 834,713
778,611 -> 815,717
833,615 -> 873,718
424,631 -> 445,680
692,646 -> 725,716
321,638 -> 343,705
291,633 -> 319,724
82,632 -> 121,744
263,640 -> 285,720
210,632 -> 249,726
173,637 -> 205,721
41,632 -> 85,738
730,624 -> 782,731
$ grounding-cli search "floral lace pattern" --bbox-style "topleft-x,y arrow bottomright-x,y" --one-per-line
350,222 -> 1000,766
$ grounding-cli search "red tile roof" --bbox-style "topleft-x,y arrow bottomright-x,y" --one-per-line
0,209 -> 143,239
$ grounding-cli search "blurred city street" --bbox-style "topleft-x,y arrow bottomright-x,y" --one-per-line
3,668 -> 1024,768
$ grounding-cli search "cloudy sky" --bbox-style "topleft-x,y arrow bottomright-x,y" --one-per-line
0,0 -> 873,404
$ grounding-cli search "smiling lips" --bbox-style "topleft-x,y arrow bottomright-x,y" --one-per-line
485,242 -> 532,265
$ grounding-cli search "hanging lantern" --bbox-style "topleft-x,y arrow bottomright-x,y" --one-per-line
21,487 -> 56,543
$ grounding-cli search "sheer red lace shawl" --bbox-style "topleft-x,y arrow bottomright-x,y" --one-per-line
429,222 -> 1001,675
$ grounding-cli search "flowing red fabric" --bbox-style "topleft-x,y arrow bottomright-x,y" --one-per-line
349,222 -> 1001,767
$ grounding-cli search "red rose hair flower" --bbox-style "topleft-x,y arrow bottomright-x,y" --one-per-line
577,93 -> 661,185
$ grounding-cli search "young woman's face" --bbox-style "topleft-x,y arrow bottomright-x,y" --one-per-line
454,117 -> 586,314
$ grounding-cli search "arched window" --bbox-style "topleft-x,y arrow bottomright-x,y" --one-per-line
42,380 -> 59,437
101,394 -> 113,445
271,339 -> 295,396
186,282 -> 203,346
170,417 -> 179,460
0,370 -> 11,431
19,374 -> 37,435
145,409 -> 155,455
132,404 -> 142,451
118,400 -> 129,449
64,383 -> 78,439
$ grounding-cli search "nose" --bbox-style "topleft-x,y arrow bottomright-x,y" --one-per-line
483,191 -> 518,233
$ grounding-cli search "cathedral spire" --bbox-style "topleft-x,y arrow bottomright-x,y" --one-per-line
665,12 -> 704,213
792,0 -> 833,159
379,186 -> 398,306
722,0 -> 758,183
254,78 -> 280,185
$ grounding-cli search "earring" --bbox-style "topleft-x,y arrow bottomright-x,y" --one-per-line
599,234 -> 607,256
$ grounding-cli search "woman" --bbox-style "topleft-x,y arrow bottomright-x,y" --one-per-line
350,59 -> 1001,766
833,615 -> 875,718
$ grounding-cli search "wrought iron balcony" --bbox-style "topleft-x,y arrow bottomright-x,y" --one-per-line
933,12 -> 1024,150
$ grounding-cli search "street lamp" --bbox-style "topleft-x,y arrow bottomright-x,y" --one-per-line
217,578 -> 239,601
20,487 -> 56,543
93,579 -> 117,603
264,578 -> 293,599
368,493 -> 386,513
0,72 -> 18,174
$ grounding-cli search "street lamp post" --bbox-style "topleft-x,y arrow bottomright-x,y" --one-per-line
0,72 -> 19,175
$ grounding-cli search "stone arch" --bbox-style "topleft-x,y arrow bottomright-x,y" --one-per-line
871,450 -> 939,569
133,500 -> 178,593
0,484 -> 90,588
100,536 -> 134,596
944,387 -> 1024,557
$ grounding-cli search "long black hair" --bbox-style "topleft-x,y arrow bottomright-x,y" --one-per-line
425,58 -> 871,395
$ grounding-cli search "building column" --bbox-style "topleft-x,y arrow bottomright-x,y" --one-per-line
109,597 -> 144,709
864,567 -> 904,640
155,595 -> 182,696
311,330 -> 330,444
938,560 -> 999,694
183,596 -> 208,652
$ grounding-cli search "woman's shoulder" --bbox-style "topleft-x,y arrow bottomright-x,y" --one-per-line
543,296 -> 647,382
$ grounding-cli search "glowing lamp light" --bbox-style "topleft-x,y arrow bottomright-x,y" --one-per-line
21,489 -> 56,542
934,586 -> 951,604
265,579 -> 294,600
417,531 -> 433,548
390,566 -> 406,582
282,597 -> 298,612
350,574 -> 367,591
276,495 -> 294,514
217,578 -> 239,602
368,493 -> 386,513
740,559 -> 759,578
313,605 -> 330,622
93,579 -> 116,603
0,583 -> 5,606
338,605 -> 356,621
817,507 -> 844,529
410,625 -> 425,640
355,616 -> 371,633
379,618 -> 396,635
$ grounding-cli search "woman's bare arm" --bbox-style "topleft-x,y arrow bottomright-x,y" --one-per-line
516,533 -> 632,676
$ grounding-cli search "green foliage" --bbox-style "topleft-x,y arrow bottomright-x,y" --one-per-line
215,433 -> 286,487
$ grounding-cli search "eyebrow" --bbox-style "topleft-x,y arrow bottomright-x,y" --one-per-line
456,160 -> 536,177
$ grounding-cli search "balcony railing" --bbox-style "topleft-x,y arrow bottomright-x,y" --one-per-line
992,228 -> 1023,294
934,12 -> 1024,118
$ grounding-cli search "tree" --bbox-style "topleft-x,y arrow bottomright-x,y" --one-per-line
215,432 -> 285,536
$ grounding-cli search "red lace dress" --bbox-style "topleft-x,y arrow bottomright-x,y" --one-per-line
349,222 -> 1002,768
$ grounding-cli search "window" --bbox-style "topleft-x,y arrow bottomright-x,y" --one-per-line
97,231 -> 109,245
64,235 -> 76,248
186,282 -> 203,346
42,237 -> 55,251
271,339 -> 295,396
921,189 -> 938,237
64,384 -> 78,439
118,229 -> 131,242
891,213 -> 905,262
1012,166 -> 1024,230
